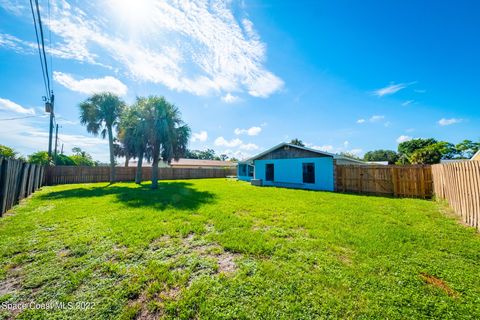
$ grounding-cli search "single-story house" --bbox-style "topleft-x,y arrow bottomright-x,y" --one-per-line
239,142 -> 370,191
122,158 -> 236,169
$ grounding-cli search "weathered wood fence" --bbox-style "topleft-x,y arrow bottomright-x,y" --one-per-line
432,161 -> 480,230
0,158 -> 45,216
335,165 -> 433,198
45,166 -> 237,185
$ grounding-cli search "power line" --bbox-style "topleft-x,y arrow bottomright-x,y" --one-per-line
34,0 -> 51,95
29,0 -> 49,98
29,0 -> 56,158
47,0 -> 53,90
0,115 -> 47,121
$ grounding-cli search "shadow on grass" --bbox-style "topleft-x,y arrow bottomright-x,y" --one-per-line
39,181 -> 215,211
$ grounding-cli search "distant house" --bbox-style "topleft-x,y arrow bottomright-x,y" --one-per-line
472,150 -> 480,161
122,158 -> 236,169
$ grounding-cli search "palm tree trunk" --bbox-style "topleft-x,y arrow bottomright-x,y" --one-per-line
151,158 -> 158,189
107,125 -> 115,183
151,143 -> 160,189
135,153 -> 143,184
124,155 -> 130,167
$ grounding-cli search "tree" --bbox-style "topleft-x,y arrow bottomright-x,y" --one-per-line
28,151 -> 50,165
143,96 -> 190,189
118,99 -> 151,184
219,154 -> 228,161
433,141 -> 457,160
409,144 -> 443,164
70,147 -> 95,166
113,138 -> 133,167
289,138 -> 305,147
456,140 -> 480,159
398,138 -> 437,160
54,154 -> 76,166
0,145 -> 18,159
79,92 -> 125,183
364,149 -> 399,164
185,149 -> 219,160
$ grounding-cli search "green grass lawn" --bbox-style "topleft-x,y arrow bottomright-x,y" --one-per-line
0,179 -> 479,319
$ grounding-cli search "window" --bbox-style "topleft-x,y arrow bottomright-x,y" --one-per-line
303,163 -> 315,184
266,163 -> 274,181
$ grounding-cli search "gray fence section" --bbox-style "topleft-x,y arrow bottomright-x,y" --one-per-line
0,158 -> 45,216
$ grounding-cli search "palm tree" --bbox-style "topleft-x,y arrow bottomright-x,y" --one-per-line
113,138 -> 130,167
290,138 -> 305,147
143,96 -> 190,189
118,99 -> 150,184
79,92 -> 125,183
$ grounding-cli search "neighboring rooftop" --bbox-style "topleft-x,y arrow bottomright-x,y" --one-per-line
122,158 -> 236,168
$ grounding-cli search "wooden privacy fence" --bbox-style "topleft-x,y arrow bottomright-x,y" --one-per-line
45,166 -> 237,185
0,157 -> 45,216
432,161 -> 480,230
335,165 -> 433,198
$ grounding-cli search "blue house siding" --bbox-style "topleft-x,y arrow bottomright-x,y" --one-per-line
254,157 -> 334,191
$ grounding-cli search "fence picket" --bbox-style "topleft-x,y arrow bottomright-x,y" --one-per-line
432,162 -> 480,231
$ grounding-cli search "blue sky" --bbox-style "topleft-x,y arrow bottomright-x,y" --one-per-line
0,0 -> 479,161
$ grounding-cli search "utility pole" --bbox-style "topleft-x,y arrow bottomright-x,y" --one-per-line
53,123 -> 59,163
47,93 -> 55,158
61,143 -> 64,154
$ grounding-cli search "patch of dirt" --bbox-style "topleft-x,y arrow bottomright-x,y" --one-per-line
130,228 -> 241,319
181,233 -> 240,275
420,272 -> 459,297
216,253 -> 237,273
34,204 -> 55,214
0,277 -> 20,296
57,248 -> 71,258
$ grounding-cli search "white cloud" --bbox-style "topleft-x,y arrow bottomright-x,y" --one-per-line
357,115 -> 385,124
438,118 -> 462,126
0,98 -> 35,114
369,115 -> 385,122
306,141 -> 362,157
310,145 -> 334,152
401,100 -> 414,106
1,0 -> 283,98
234,126 -> 262,136
214,136 -> 259,152
373,82 -> 411,97
53,72 -> 128,96
239,143 -> 259,151
221,93 -> 240,103
0,116 -> 109,161
396,135 -> 412,143
191,130 -> 208,142
220,149 -> 252,161
214,136 -> 243,148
